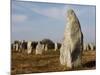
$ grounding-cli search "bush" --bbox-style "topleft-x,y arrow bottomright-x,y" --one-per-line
41,38 -> 54,49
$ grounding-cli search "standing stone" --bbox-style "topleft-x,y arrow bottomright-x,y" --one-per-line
86,43 -> 91,51
41,44 -> 44,51
27,41 -> 32,54
83,43 -> 87,51
54,43 -> 58,51
44,44 -> 48,51
60,9 -> 83,68
15,43 -> 19,51
89,43 -> 95,51
83,43 -> 89,51
35,42 -> 43,55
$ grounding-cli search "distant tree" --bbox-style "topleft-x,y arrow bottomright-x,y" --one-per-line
14,40 -> 19,44
41,38 -> 54,49
31,41 -> 38,49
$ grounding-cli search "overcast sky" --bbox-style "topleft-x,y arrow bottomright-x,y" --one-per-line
11,0 -> 96,43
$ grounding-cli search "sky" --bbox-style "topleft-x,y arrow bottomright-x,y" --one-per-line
11,0 -> 96,44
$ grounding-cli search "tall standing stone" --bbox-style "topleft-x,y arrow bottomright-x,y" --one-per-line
44,44 -> 48,51
60,9 -> 83,68
35,42 -> 44,55
86,43 -> 91,51
15,43 -> 19,51
83,43 -> 88,51
54,43 -> 58,51
89,43 -> 95,51
27,41 -> 32,54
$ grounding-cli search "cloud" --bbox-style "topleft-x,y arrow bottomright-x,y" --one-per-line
32,6 -> 67,20
12,14 -> 28,23
11,2 -> 95,43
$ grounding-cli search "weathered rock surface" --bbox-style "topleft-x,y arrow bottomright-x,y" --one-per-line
60,9 -> 83,68
36,42 -> 44,55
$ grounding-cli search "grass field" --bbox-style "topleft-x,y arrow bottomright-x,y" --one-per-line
11,49 -> 96,75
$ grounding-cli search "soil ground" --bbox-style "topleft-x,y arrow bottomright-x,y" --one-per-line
11,49 -> 96,75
